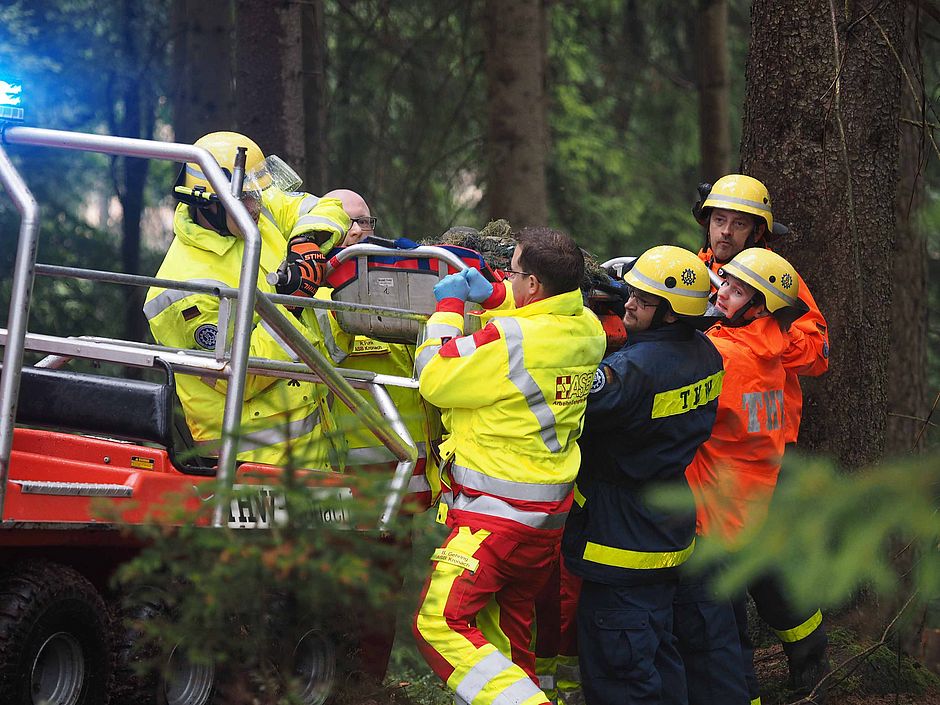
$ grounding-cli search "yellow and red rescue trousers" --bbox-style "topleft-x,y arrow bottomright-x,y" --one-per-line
533,556 -> 582,701
698,247 -> 829,444
412,284 -> 606,705
145,196 -> 351,468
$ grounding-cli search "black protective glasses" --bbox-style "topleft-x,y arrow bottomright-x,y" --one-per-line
503,268 -> 533,279
350,216 -> 377,231
627,286 -> 660,310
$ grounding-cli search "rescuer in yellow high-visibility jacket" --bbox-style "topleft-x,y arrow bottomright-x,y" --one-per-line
412,227 -> 606,705
144,132 -> 352,468
314,191 -> 445,512
328,336 -> 444,509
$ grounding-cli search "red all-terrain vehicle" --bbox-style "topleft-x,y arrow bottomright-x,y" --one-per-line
0,119 -> 488,705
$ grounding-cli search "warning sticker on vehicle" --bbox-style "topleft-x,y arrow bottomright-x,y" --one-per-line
130,456 -> 155,470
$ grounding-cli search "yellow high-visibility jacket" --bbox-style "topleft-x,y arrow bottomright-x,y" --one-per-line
416,289 -> 606,540
262,189 -> 346,252
144,197 -> 351,467
313,286 -> 444,511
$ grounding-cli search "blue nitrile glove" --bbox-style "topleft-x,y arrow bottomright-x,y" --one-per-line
434,273 -> 471,301
464,267 -> 494,303
393,236 -> 419,249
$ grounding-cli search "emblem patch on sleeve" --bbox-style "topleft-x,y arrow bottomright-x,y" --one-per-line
194,324 -> 218,350
590,366 -> 607,394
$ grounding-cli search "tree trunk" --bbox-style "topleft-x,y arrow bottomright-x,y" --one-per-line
117,0 -> 153,346
483,0 -> 549,227
740,0 -> 903,469
301,0 -> 329,194
235,0 -> 305,174
171,0 -> 234,144
885,4 -> 928,457
695,0 -> 731,182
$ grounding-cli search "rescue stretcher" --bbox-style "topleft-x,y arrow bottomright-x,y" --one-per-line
325,242 -> 501,344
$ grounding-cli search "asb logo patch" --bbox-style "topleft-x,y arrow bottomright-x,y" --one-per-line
554,372 -> 595,405
194,323 -> 218,350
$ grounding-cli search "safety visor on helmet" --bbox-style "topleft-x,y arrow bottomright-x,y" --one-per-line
243,154 -> 303,197
172,155 -> 301,207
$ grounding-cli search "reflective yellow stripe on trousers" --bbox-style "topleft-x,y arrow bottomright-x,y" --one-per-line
774,609 -> 823,643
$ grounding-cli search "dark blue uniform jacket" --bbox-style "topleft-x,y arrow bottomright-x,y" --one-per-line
563,322 -> 724,586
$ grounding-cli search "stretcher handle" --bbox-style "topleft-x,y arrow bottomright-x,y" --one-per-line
324,244 -> 470,276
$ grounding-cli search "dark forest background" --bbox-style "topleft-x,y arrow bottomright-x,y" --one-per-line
1,2 -> 939,701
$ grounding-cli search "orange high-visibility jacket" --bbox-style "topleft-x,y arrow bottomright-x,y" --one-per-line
699,248 -> 829,443
685,316 -> 810,542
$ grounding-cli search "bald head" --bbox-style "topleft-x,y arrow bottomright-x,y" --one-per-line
324,189 -> 372,245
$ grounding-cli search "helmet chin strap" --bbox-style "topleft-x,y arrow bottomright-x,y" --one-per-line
647,300 -> 671,329
725,296 -> 761,327
743,226 -> 764,250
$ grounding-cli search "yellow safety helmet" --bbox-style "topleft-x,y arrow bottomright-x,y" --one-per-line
720,248 -> 801,313
173,131 -> 268,205
702,174 -> 774,232
624,245 -> 711,316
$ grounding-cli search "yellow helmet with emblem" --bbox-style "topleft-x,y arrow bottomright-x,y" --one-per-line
624,245 -> 711,316
702,174 -> 773,232
173,131 -> 268,205
719,248 -> 801,313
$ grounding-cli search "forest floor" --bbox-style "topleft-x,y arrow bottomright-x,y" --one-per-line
751,623 -> 940,705
358,621 -> 940,705
362,515 -> 940,704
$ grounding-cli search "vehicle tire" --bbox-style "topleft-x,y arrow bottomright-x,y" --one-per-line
0,560 -> 111,705
282,625 -> 337,705
111,588 -> 215,705
259,602 -> 340,705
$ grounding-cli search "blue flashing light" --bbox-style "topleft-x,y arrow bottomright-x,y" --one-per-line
0,78 -> 24,122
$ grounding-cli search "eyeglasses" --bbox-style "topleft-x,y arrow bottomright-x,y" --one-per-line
350,216 -> 377,231
503,268 -> 533,279
627,286 -> 660,310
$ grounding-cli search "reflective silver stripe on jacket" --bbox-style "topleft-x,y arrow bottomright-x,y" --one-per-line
193,407 -> 322,453
143,278 -> 229,320
416,315 -> 467,377
415,346 -> 439,377
425,321 -> 462,340
297,194 -> 319,214
446,492 -> 567,530
454,649 -> 547,705
293,213 -> 346,234
345,442 -> 427,465
500,318 -> 561,453
454,336 -> 478,357
312,307 -> 349,364
408,474 -> 431,494
451,463 -> 572,502
260,204 -> 278,229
